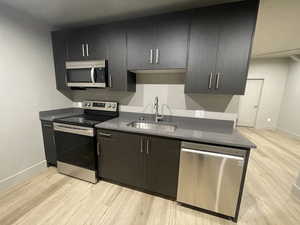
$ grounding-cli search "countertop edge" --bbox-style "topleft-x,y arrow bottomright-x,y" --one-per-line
95,124 -> 255,150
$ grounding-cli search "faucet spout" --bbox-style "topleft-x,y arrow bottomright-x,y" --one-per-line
154,96 -> 163,123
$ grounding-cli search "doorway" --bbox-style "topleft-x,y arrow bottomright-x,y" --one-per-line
238,79 -> 264,127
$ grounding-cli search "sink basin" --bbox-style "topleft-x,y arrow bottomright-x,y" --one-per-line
127,121 -> 177,133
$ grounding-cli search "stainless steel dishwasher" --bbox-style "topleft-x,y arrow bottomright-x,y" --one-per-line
177,142 -> 247,219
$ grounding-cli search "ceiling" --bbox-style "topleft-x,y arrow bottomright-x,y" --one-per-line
0,0 -> 237,28
0,0 -> 299,57
252,0 -> 300,57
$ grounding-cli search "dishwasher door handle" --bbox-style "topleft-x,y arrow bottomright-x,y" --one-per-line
181,148 -> 244,161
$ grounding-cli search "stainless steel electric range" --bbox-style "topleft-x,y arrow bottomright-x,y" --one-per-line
53,100 -> 118,183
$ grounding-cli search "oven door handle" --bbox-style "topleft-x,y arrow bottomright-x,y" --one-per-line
90,67 -> 95,83
54,123 -> 95,137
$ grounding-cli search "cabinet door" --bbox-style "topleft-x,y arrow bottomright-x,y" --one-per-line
86,26 -> 108,60
146,136 -> 181,198
41,121 -> 56,166
51,30 -> 69,91
185,8 -> 220,93
127,19 -> 156,70
106,25 -> 129,91
214,1 -> 258,95
98,130 -> 144,188
154,12 -> 189,69
67,29 -> 87,61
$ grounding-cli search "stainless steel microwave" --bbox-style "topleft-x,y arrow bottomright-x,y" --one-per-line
65,60 -> 108,88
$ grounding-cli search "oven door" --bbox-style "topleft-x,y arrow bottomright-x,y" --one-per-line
54,123 -> 97,183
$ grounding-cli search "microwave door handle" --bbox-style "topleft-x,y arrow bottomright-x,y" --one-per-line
90,67 -> 95,83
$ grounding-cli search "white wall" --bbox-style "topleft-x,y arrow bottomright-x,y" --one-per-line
72,59 -> 290,128
240,58 -> 290,129
72,73 -> 239,122
0,4 -> 72,191
277,61 -> 300,138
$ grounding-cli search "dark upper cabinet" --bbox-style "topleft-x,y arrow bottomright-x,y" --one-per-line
66,29 -> 87,61
66,27 -> 107,61
154,12 -> 189,70
41,121 -> 57,166
106,24 -> 136,91
185,8 -> 220,93
51,1 -> 258,94
185,1 -> 259,95
127,19 -> 156,70
214,2 -> 258,95
97,130 -> 143,188
97,130 -> 180,198
127,13 -> 189,71
51,30 -> 69,91
87,27 -> 108,60
146,136 -> 181,198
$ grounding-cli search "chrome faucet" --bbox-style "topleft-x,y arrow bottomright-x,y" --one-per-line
154,96 -> 163,123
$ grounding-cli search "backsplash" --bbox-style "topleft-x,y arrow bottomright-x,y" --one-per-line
72,73 -> 239,115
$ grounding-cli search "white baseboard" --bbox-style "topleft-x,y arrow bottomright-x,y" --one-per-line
0,160 -> 47,192
277,127 -> 300,141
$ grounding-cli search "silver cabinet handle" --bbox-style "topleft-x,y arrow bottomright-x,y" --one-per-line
97,142 -> 100,156
155,48 -> 159,64
146,138 -> 150,155
149,49 -> 153,64
90,67 -> 95,83
109,75 -> 112,88
82,44 -> 85,57
98,132 -> 112,137
208,72 -> 213,89
216,73 -> 221,89
140,137 -> 143,153
86,43 -> 89,57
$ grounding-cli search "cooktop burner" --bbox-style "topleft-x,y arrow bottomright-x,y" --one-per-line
55,115 -> 113,127
54,101 -> 119,127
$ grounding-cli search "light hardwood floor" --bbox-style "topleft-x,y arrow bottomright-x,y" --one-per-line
0,128 -> 300,225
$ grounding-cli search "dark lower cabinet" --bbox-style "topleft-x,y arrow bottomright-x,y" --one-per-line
97,130 -> 143,188
146,136 -> 181,198
97,129 -> 181,198
41,121 -> 57,166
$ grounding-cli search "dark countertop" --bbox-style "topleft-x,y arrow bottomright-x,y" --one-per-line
39,108 -> 84,122
95,112 -> 256,149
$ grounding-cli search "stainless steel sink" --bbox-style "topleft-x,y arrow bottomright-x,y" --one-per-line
127,121 -> 177,132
